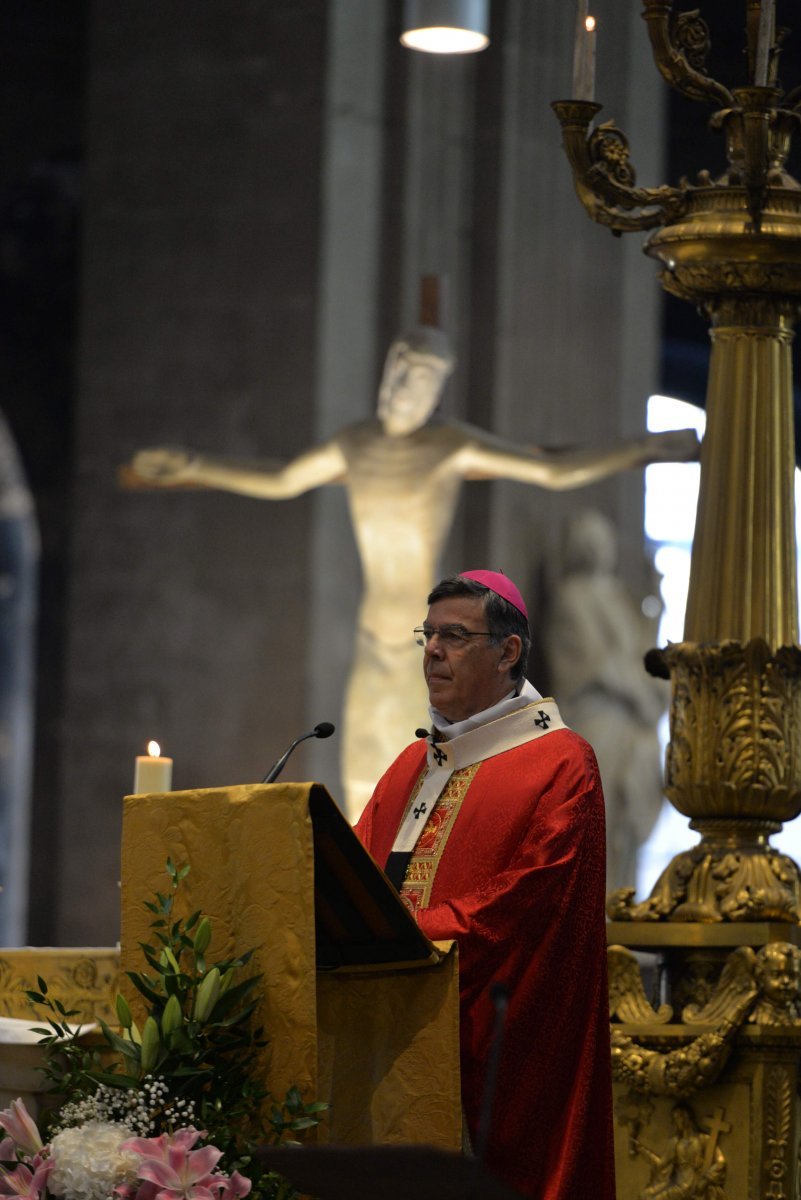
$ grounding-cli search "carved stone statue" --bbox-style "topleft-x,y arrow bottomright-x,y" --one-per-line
545,509 -> 668,891
0,412 -> 38,944
128,327 -> 699,821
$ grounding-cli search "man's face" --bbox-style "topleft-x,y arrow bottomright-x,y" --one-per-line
422,595 -> 521,722
378,348 -> 449,436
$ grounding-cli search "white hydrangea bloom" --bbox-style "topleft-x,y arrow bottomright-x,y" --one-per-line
49,1120 -> 138,1200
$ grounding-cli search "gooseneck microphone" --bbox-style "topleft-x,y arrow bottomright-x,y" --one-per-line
415,728 -> 430,739
262,722 -> 336,784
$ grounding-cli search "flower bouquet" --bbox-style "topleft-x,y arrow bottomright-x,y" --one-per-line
0,860 -> 325,1200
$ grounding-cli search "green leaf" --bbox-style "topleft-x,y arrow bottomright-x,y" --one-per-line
213,999 -> 259,1029
126,972 -> 164,1007
99,1021 -> 141,1062
36,976 -> 48,994
212,977 -> 260,1018
141,947 -> 164,974
289,1117 -> 319,1130
161,946 -> 181,974
91,1069 -> 139,1088
162,971 -> 182,998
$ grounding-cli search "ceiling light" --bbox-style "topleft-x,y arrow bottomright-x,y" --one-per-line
400,0 -> 490,54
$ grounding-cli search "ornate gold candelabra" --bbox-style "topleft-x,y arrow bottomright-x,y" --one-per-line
555,7 -> 801,1196
555,0 -> 801,926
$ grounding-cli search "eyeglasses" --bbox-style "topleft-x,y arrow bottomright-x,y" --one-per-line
414,624 -> 494,649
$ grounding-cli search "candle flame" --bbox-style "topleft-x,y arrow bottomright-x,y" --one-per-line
147,740 -> 161,758
585,15 -> 596,31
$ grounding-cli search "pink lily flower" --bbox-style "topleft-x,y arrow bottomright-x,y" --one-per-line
120,1129 -> 206,1161
220,1172 -> 251,1200
0,1158 -> 53,1199
0,1102 -> 43,1158
115,1184 -> 158,1200
136,1148 -> 226,1200
0,1139 -> 15,1162
123,1130 -> 228,1200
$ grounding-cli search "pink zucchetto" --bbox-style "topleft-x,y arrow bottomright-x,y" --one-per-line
459,569 -> 528,621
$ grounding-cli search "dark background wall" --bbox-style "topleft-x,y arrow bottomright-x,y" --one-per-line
0,5 -> 84,943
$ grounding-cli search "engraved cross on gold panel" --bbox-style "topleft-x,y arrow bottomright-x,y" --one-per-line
701,1107 -> 732,1173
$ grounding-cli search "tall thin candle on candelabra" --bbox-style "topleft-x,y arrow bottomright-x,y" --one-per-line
755,0 -> 775,86
583,17 -> 596,103
572,8 -> 597,103
572,0 -> 588,97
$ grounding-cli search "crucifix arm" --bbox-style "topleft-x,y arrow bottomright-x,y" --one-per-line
457,427 -> 699,489
127,441 -> 348,499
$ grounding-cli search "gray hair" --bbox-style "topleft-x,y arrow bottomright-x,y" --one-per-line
427,574 -> 531,682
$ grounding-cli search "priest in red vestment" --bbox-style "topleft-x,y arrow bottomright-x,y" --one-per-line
354,570 -> 615,1200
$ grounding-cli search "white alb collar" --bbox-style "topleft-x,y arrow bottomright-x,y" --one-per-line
429,678 -> 543,741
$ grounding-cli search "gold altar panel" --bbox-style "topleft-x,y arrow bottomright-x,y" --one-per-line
316,951 -> 461,1147
0,949 -> 120,1117
120,783 -> 318,1103
613,1037 -> 801,1200
614,1081 -> 751,1198
0,948 -> 119,1023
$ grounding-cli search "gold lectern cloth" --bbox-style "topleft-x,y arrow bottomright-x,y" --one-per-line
120,783 -> 461,1148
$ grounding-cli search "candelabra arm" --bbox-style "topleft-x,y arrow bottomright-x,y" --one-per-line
552,102 -> 687,234
641,0 -> 733,108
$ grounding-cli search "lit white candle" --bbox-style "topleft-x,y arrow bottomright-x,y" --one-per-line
583,16 -> 596,103
573,13 -> 596,102
572,0 -> 589,98
133,740 -> 173,794
755,0 -> 774,87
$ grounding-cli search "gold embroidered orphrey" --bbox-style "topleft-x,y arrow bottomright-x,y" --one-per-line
400,762 -> 481,912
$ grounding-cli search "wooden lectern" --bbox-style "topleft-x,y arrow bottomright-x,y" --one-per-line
120,782 -> 462,1148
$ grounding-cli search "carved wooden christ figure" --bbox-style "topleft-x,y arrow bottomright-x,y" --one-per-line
128,326 -> 698,821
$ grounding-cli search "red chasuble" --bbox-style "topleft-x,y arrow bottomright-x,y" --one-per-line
355,726 -> 615,1200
